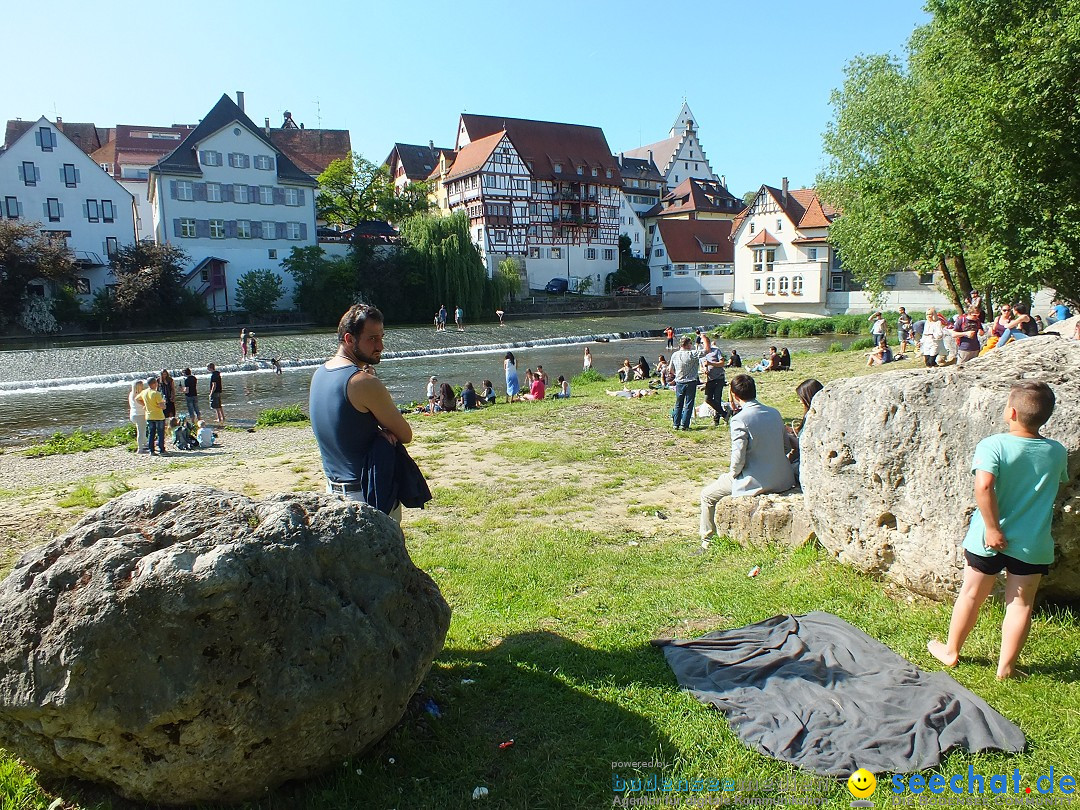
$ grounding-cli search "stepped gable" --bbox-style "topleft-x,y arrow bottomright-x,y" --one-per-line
460,113 -> 621,184
152,94 -> 316,185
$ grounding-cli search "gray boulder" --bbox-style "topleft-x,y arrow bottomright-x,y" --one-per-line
709,490 -> 816,549
800,336 -> 1080,601
0,486 -> 451,805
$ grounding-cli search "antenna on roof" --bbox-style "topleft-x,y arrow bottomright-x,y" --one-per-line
313,97 -> 322,130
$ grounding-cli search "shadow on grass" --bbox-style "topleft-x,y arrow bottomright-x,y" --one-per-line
28,631 -> 680,810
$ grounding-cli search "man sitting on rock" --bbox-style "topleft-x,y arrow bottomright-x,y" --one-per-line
698,374 -> 796,552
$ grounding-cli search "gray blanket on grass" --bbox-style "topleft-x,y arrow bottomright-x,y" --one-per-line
653,612 -> 1025,776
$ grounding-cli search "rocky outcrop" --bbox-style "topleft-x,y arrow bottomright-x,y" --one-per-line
800,336 -> 1080,601
0,487 -> 451,805
710,490 -> 816,548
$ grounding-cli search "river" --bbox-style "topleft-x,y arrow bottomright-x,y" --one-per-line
0,313 -> 855,447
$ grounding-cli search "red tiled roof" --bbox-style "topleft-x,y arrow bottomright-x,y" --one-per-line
745,229 -> 781,247
5,119 -> 103,153
656,219 -> 735,263
794,194 -> 835,228
444,131 -> 505,182
460,114 -> 621,184
269,128 -> 352,176
650,177 -> 744,218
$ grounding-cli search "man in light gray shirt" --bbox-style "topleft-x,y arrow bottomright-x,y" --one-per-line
699,374 -> 795,550
668,335 -> 703,430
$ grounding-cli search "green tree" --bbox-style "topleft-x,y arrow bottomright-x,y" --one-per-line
281,246 -> 358,324
0,220 -> 75,331
607,234 -> 650,292
235,269 -> 284,317
109,241 -> 189,323
495,257 -> 523,302
820,0 -> 1080,308
316,152 -> 432,227
399,212 -> 489,319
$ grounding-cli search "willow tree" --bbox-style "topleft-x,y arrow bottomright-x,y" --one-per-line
400,212 -> 489,319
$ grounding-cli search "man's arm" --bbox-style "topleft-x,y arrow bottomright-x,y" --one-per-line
729,416 -> 749,478
973,470 -> 1006,551
349,373 -> 413,444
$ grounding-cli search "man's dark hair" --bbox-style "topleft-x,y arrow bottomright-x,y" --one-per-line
681,336 -> 693,347
1009,380 -> 1055,430
730,374 -> 756,401
337,304 -> 384,343
182,367 -> 191,376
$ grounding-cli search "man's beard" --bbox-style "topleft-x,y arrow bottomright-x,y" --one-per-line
346,345 -> 380,366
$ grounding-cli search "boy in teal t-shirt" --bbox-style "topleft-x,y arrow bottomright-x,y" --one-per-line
929,381 -> 1069,679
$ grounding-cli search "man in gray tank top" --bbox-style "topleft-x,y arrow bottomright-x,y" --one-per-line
309,305 -> 413,520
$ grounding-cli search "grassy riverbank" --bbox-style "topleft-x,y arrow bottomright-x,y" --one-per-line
1,348 -> 1078,810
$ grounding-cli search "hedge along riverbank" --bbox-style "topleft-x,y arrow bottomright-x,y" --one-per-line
713,310 -> 955,341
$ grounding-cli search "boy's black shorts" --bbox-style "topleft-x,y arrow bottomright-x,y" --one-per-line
965,550 -> 1049,576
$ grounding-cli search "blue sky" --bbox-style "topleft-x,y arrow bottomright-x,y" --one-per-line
5,0 -> 928,196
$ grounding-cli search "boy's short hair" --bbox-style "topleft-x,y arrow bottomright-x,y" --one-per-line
1009,381 -> 1055,430
730,374 -> 756,401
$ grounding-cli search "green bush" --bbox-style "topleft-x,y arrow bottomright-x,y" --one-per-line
255,405 -> 309,427
828,341 -> 846,353
572,369 -> 606,386
24,425 -> 136,457
849,337 -> 876,351
720,317 -> 771,339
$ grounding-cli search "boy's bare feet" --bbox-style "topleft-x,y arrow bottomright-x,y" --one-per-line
927,639 -> 958,667
996,667 -> 1028,681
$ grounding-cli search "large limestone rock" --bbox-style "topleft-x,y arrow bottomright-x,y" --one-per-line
710,490 -> 816,548
800,336 -> 1080,601
0,486 -> 451,805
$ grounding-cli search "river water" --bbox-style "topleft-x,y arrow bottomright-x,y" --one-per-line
0,313 -> 853,447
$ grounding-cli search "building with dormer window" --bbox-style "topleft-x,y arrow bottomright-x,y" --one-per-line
0,116 -> 137,300
148,94 -> 317,312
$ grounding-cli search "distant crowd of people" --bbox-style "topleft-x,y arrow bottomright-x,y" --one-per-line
127,365 -> 222,455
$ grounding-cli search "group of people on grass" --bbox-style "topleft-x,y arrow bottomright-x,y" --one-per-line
307,303 -> 1071,685
503,354 -> 571,403
126,367 -> 220,455
417,377 -> 497,413
868,297 -> 1076,368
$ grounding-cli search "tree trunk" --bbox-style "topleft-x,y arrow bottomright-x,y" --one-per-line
937,257 -> 963,311
951,253 -> 974,302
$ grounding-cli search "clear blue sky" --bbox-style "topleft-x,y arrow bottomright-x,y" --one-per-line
5,0 -> 928,196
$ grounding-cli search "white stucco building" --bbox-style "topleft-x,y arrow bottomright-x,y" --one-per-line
148,94 -> 318,312
649,219 -> 734,308
0,116 -> 137,300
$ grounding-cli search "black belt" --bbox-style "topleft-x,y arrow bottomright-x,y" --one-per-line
328,481 -> 364,493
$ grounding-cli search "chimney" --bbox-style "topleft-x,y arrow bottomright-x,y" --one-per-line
56,116 -> 63,128
264,117 -> 271,135
236,91 -> 245,112
781,176 -> 789,205
720,174 -> 726,189
429,139 -> 434,150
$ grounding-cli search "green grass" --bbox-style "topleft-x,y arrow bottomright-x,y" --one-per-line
57,480 -> 131,510
3,346 -> 1077,809
22,425 -> 136,458
254,404 -> 309,427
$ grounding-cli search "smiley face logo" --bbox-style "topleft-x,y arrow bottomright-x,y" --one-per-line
847,769 -> 877,799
